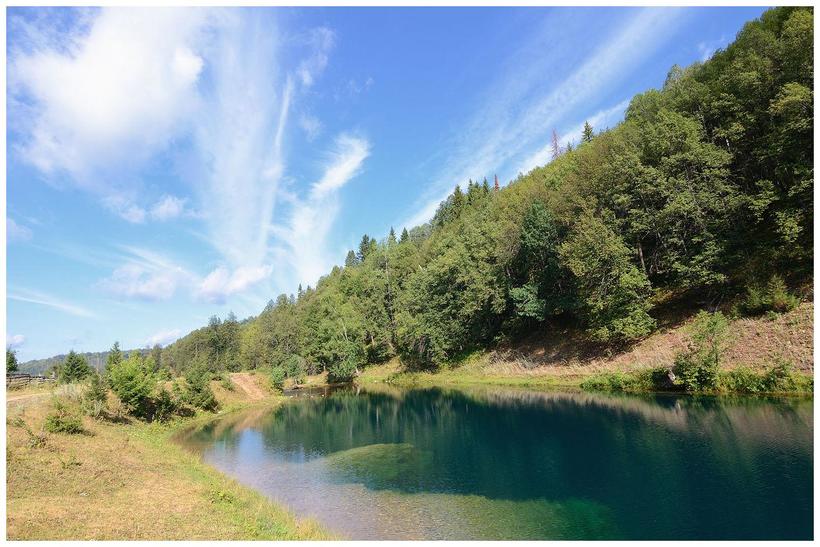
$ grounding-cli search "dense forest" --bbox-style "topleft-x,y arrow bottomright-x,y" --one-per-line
158,7 -> 813,382
31,7 -> 811,387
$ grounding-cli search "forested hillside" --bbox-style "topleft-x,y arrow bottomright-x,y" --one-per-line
158,7 -> 811,382
19,348 -> 149,376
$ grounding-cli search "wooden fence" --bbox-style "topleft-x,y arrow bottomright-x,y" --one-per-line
6,373 -> 55,389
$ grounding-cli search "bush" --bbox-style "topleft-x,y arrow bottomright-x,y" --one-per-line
269,366 -> 286,391
284,355 -> 307,384
719,367 -> 764,394
184,365 -> 218,412
151,388 -> 179,422
220,373 -> 235,391
673,311 -> 729,392
327,356 -> 358,383
737,275 -> 800,316
762,359 -> 799,392
44,400 -> 84,434
107,354 -> 155,419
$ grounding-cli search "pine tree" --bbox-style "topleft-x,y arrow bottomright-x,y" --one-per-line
60,350 -> 92,383
551,129 -> 561,160
566,141 -> 573,153
482,178 -> 491,194
106,342 -> 123,372
494,175 -> 500,191
451,185 -> 464,216
388,227 -> 397,245
582,121 -> 594,143
345,249 -> 358,267
6,348 -> 18,374
400,228 -> 409,243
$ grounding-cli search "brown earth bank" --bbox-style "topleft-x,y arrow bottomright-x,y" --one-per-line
358,301 -> 813,388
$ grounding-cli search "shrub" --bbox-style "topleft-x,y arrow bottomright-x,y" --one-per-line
107,354 -> 156,418
284,355 -> 307,384
673,311 -> 729,392
762,359 -> 799,392
327,356 -> 358,383
44,400 -> 84,434
220,373 -> 235,391
184,364 -> 218,412
719,367 -> 764,394
737,275 -> 800,316
269,366 -> 286,391
151,388 -> 179,422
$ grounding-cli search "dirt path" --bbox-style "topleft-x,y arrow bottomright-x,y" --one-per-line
229,373 -> 267,401
6,391 -> 50,404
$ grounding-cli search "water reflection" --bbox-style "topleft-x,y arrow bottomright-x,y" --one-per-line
179,386 -> 813,540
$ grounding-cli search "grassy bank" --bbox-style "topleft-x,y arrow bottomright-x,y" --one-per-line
6,377 -> 332,540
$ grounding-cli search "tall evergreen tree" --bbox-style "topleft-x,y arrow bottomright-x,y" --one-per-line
582,121 -> 594,142
400,228 -> 409,243
345,249 -> 359,267
60,350 -> 92,383
106,341 -> 123,372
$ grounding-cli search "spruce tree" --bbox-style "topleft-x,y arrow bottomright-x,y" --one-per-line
400,228 -> 409,243
582,121 -> 594,143
60,350 -> 92,383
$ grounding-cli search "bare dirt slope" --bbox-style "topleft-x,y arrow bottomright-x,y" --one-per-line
487,301 -> 813,379
228,372 -> 269,401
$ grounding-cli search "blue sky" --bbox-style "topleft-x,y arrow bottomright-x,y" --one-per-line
7,6 -> 766,360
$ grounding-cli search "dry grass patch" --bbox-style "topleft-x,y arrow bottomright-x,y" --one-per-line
6,395 -> 330,540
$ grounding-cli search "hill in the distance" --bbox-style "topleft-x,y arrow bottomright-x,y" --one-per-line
18,348 -> 149,376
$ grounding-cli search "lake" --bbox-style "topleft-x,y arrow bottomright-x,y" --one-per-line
177,385 -> 813,540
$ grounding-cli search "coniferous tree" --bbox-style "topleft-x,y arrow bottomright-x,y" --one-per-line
582,121 -> 594,143
106,341 -> 123,372
551,129 -> 561,160
345,250 -> 359,267
400,228 -> 409,243
60,350 -> 92,383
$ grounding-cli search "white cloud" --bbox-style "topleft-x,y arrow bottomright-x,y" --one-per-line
8,288 -> 97,318
149,194 -> 187,221
98,263 -> 181,300
272,133 -> 370,286
298,113 -> 322,141
9,8 -> 210,185
145,328 -> 182,347
197,264 -> 273,303
7,334 -> 26,349
103,195 -> 146,223
401,8 -> 682,229
7,218 -> 33,242
297,27 -> 334,88
97,246 -> 193,301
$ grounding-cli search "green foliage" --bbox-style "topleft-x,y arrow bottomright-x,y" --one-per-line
157,8 -> 812,386
327,355 -> 358,383
219,373 -> 235,391
269,366 -> 286,391
718,366 -> 765,394
44,400 -> 84,434
59,350 -> 93,383
7,348 -> 18,373
183,364 -> 218,411
82,372 -> 109,418
737,275 -> 800,316
107,353 -> 155,419
673,311 -> 729,391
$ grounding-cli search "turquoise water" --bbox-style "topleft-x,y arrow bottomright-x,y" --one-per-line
179,386 -> 813,539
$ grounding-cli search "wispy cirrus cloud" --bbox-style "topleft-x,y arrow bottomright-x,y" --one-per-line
10,8 -> 362,305
272,133 -> 370,287
8,288 -> 98,318
401,8 -> 683,230
7,218 -> 33,242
